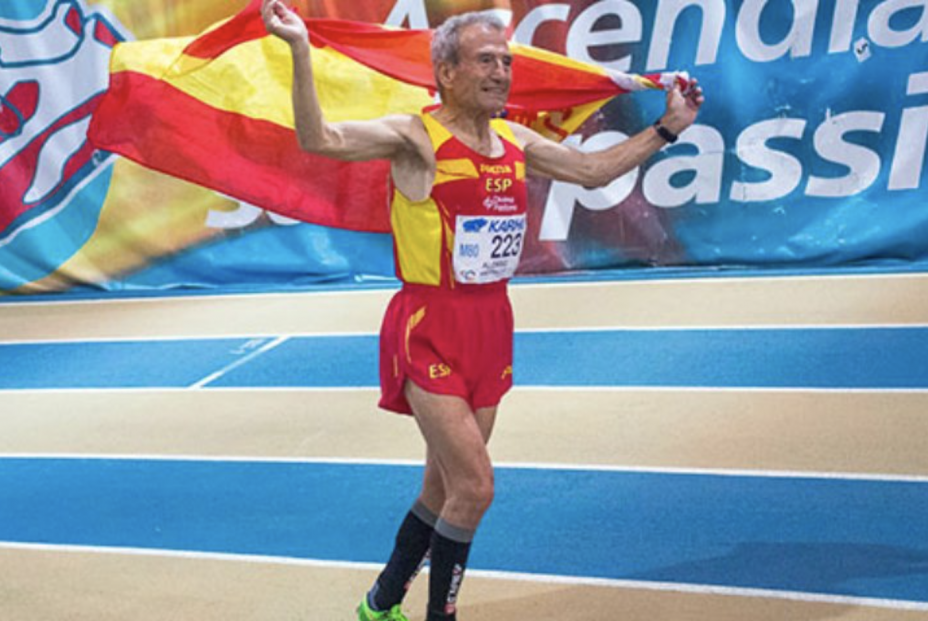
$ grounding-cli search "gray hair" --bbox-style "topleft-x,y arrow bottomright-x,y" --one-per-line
431,11 -> 506,79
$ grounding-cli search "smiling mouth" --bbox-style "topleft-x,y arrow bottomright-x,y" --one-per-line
482,86 -> 509,96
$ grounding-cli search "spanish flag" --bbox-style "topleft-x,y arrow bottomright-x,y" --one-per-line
88,0 -> 675,233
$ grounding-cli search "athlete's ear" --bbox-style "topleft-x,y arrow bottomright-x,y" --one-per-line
436,61 -> 455,93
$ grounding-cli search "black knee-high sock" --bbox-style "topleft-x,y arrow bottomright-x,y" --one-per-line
426,519 -> 474,621
368,500 -> 437,611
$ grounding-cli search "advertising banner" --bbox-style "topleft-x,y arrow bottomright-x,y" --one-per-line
2,0 -> 927,294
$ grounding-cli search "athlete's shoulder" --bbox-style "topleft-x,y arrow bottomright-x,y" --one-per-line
504,120 -> 545,146
379,113 -> 430,147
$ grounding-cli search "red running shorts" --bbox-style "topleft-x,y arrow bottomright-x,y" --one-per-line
379,283 -> 515,415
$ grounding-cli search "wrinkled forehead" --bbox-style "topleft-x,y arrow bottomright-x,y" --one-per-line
457,22 -> 510,57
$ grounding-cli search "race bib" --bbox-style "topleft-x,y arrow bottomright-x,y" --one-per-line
453,214 -> 527,284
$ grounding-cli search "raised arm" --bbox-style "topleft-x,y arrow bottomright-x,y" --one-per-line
513,82 -> 705,187
261,0 -> 412,161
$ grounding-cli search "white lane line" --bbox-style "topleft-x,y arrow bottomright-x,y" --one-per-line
0,332 -> 375,345
0,386 -> 382,394
1,542 -> 926,612
515,324 -> 928,332
4,323 -> 928,345
188,336 -> 289,389
514,385 -> 928,395
4,386 -> 927,395
1,454 -> 926,484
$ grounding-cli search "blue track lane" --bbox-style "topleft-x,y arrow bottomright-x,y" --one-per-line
0,459 -> 927,603
2,327 -> 928,389
3,327 -> 928,605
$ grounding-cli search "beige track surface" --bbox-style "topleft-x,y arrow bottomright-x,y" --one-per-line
1,389 -> 927,476
2,547 -> 925,621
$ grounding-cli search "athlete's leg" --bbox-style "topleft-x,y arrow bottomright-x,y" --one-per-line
407,383 -> 494,529
361,386 -> 498,620
418,402 -> 495,515
418,448 -> 446,514
405,381 -> 498,620
473,404 -> 497,444
364,451 -> 444,618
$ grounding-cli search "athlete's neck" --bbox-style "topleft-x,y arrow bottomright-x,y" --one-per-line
431,106 -> 500,157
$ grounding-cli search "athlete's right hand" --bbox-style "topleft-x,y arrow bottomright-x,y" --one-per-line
261,0 -> 308,46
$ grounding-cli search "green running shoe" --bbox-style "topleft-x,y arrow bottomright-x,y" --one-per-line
357,598 -> 409,621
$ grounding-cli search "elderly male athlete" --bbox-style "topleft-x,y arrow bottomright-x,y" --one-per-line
262,2 -> 703,620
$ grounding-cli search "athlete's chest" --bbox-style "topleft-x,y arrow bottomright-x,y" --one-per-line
432,142 -> 526,217
436,142 -> 528,285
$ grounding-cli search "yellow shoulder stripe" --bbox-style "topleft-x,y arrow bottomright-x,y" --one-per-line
421,113 -> 454,151
492,118 -> 522,150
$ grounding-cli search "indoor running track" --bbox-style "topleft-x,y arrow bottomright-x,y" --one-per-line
1,276 -> 927,621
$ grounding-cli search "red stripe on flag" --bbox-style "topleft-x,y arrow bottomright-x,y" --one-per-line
88,71 -> 392,233
182,0 -> 267,60
180,6 -> 624,113
306,20 -> 624,111
509,52 -> 627,106
308,19 -> 436,90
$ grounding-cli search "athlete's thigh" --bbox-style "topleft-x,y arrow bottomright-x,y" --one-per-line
474,406 -> 497,444
405,381 -> 491,482
419,403 -> 496,511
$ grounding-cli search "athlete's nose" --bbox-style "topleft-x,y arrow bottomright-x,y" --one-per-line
491,58 -> 509,78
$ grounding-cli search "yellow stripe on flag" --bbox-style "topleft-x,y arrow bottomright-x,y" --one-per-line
111,36 -> 432,128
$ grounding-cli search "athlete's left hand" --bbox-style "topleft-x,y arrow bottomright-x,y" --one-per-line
661,79 -> 704,136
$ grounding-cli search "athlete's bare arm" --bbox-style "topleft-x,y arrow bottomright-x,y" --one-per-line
511,82 -> 704,187
261,0 -> 436,198
261,0 -> 421,161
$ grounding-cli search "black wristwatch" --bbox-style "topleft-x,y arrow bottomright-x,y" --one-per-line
653,120 -> 678,144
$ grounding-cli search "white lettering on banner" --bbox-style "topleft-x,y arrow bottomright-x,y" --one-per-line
868,0 -> 928,48
736,0 -> 819,62
385,0 -> 510,29
512,4 -> 571,45
889,111 -> 928,190
643,125 -> 724,208
807,111 -> 885,198
539,71 -> 928,239
647,0 -> 725,70
566,1 -> 642,72
731,118 -> 807,202
888,71 -> 928,190
829,0 -> 861,53
510,0 -> 927,71
539,132 -> 638,241
384,0 -> 429,29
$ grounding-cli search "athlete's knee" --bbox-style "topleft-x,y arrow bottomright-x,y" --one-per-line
455,468 -> 494,514
420,480 -> 446,512
475,476 -> 495,513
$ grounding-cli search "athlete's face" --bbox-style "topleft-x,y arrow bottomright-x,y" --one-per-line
441,24 -> 512,114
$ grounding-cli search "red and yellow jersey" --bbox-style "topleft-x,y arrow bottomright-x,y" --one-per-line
390,112 -> 528,289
